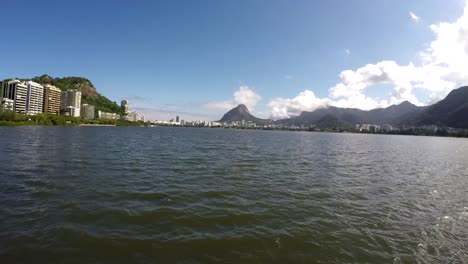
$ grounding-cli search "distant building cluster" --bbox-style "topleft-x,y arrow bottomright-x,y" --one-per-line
354,123 -> 444,134
355,124 -> 394,133
153,115 -> 222,127
221,120 -> 263,128
121,100 -> 145,122
0,79 -> 144,122
217,120 -> 450,135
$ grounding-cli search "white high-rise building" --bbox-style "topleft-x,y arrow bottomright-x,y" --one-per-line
60,90 -> 81,117
1,80 -> 28,113
25,81 -> 44,115
1,80 -> 44,115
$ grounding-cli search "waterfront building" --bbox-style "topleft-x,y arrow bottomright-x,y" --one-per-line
98,110 -> 119,120
381,124 -> 393,132
360,124 -> 370,132
60,90 -> 81,117
43,84 -> 61,115
176,116 -> 180,123
1,80 -> 44,115
65,106 -> 80,117
126,111 -> 139,122
0,98 -> 14,111
126,111 -> 134,122
1,80 -> 28,113
25,81 -> 44,115
121,100 -> 129,114
81,104 -> 95,119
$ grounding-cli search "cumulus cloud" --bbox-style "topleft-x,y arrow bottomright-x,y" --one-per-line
269,90 -> 331,119
329,61 -> 422,106
409,11 -> 420,22
337,2 -> 468,105
269,1 -> 468,119
202,86 -> 261,112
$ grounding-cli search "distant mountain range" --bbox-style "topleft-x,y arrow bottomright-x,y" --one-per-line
219,86 -> 468,129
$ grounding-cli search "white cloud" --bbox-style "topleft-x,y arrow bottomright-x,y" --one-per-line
409,11 -> 421,22
345,49 -> 351,55
202,86 -> 262,112
422,3 -> 468,86
331,95 -> 391,110
268,1 -> 468,118
269,90 -> 331,119
329,61 -> 422,106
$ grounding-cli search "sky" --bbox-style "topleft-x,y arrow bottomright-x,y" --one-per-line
1,0 -> 468,121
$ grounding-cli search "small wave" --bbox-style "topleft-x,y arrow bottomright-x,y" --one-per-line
413,210 -> 468,262
199,190 -> 235,199
118,191 -> 170,201
31,190 -> 54,198
24,179 -> 50,187
127,168 -> 145,173
1,226 -> 296,263
66,207 -> 184,226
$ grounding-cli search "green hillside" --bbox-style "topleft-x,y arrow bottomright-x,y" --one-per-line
31,74 -> 123,115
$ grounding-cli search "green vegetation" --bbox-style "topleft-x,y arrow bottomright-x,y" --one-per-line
0,110 -> 143,127
0,110 -> 79,126
314,114 -> 353,130
81,94 -> 123,115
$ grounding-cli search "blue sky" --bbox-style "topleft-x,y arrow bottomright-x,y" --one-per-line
2,0 -> 467,120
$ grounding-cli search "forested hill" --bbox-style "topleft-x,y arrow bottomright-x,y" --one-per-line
3,74 -> 123,115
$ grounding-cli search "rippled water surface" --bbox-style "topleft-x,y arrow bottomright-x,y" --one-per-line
1,127 -> 467,263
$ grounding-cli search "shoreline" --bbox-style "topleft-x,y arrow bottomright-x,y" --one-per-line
1,124 -> 467,138
78,124 -> 116,127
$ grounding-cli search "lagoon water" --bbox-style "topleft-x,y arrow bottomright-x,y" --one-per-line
0,127 -> 467,263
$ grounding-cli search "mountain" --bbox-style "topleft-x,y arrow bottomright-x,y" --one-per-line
275,101 -> 425,127
29,74 -> 123,115
314,114 -> 353,129
218,104 -> 272,125
405,86 -> 468,128
217,86 -> 468,129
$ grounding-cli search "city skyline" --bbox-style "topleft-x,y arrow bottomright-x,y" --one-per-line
1,0 -> 467,121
